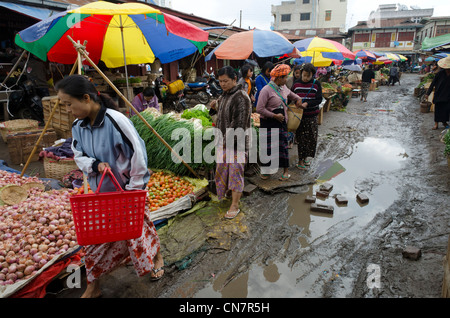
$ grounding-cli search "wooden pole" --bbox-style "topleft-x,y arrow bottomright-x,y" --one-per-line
1,50 -> 27,87
20,59 -> 79,177
67,36 -> 201,179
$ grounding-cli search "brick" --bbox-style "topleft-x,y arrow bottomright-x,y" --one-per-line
310,203 -> 334,214
335,195 -> 348,205
319,183 -> 333,193
402,246 -> 422,260
316,190 -> 330,198
305,195 -> 316,203
356,193 -> 369,204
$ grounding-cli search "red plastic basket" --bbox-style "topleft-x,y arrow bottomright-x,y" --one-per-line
69,168 -> 147,246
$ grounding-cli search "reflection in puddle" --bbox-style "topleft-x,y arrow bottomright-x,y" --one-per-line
195,138 -> 408,298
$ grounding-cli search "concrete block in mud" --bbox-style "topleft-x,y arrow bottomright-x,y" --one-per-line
305,195 -> 316,203
316,190 -> 330,198
402,246 -> 422,260
320,183 -> 333,193
356,193 -> 369,204
335,195 -> 348,205
243,184 -> 257,196
311,203 -> 334,214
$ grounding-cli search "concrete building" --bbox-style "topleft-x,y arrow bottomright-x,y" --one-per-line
348,4 -> 434,62
416,16 -> 450,49
271,0 -> 347,41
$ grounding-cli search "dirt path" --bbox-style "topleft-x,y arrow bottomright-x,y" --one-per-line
46,73 -> 448,299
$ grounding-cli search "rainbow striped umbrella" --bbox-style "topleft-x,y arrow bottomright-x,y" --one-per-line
14,1 -> 209,68
293,37 -> 356,67
353,49 -> 377,61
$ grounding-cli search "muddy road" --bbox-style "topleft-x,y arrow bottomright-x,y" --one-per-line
47,73 -> 448,299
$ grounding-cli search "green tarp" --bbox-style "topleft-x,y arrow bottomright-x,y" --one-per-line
422,33 -> 450,51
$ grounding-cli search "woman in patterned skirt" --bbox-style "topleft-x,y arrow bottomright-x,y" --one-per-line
292,63 -> 323,169
210,66 -> 252,219
56,75 -> 164,298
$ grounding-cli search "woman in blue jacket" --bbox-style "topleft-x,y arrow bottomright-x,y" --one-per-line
254,61 -> 274,107
56,75 -> 164,298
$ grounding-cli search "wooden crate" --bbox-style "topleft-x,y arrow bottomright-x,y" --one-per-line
443,234 -> 450,298
42,96 -> 75,135
6,129 -> 57,165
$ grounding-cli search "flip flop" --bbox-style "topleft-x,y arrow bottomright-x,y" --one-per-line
224,209 -> 240,219
260,174 -> 270,180
304,159 -> 311,166
278,174 -> 291,181
296,163 -> 308,170
150,267 -> 164,281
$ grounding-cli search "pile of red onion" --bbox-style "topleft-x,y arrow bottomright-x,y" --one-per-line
0,171 -> 78,286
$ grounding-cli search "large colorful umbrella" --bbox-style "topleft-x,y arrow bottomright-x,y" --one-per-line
353,49 -> 376,61
397,54 -> 408,61
293,37 -> 356,66
385,53 -> 400,62
205,29 -> 300,61
14,1 -> 209,68
373,56 -> 393,65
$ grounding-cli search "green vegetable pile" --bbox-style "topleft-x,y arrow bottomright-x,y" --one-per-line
417,73 -> 435,88
131,112 -> 215,176
444,130 -> 450,157
181,109 -> 213,127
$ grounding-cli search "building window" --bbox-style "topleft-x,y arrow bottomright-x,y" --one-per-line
325,10 -> 332,21
300,13 -> 311,21
281,14 -> 291,22
354,33 -> 370,42
305,30 -> 316,36
303,0 -> 310,3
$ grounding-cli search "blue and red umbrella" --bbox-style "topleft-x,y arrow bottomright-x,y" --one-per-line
353,49 -> 377,61
205,29 -> 300,61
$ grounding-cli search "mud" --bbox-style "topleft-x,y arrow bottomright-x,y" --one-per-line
3,73 -> 448,299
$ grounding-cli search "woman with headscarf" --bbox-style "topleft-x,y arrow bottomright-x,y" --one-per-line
256,64 -> 305,181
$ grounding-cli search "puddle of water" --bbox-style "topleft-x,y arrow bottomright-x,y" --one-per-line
195,137 -> 408,298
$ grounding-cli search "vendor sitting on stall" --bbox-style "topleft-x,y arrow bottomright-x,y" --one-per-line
131,87 -> 159,116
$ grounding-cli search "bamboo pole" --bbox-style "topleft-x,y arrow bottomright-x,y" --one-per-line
1,50 -> 27,87
67,36 -> 201,179
20,59 -> 80,177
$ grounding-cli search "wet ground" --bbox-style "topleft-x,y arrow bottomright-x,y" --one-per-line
2,73 -> 449,300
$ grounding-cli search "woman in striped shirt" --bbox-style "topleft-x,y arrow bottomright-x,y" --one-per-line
291,63 -> 323,170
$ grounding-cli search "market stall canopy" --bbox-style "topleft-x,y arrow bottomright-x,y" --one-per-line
422,33 -> 450,51
205,29 -> 301,61
293,37 -> 356,64
385,53 -> 400,62
353,49 -> 376,61
14,1 -> 209,67
373,56 -> 393,65
397,54 -> 408,61
432,52 -> 450,59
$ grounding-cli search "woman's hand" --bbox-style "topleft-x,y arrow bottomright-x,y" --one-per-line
210,99 -> 217,110
273,113 -> 285,122
295,99 -> 307,109
98,162 -> 111,173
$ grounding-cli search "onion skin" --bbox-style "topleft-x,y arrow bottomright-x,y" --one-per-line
0,175 -> 78,285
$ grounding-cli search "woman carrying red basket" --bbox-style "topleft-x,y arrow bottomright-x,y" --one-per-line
56,75 -> 164,298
